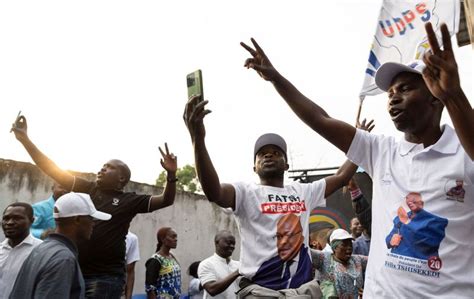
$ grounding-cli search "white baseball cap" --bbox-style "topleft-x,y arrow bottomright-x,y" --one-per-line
329,228 -> 354,243
375,60 -> 426,92
54,192 -> 111,221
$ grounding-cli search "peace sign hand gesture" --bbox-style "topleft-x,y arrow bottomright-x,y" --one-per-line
240,38 -> 280,82
422,22 -> 461,103
159,143 -> 177,174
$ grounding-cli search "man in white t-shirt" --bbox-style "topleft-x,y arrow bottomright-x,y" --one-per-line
184,103 -> 359,297
198,230 -> 240,298
124,231 -> 140,299
0,202 -> 42,299
240,22 -> 474,298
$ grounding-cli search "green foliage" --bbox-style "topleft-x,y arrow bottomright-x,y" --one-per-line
156,164 -> 201,193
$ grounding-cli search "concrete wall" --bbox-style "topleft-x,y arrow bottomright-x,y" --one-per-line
0,158 -> 240,296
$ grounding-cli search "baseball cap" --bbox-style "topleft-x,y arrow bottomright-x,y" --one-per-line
329,228 -> 354,243
54,192 -> 111,221
254,133 -> 287,161
375,60 -> 426,92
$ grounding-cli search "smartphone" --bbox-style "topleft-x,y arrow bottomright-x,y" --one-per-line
10,110 -> 21,132
186,70 -> 203,100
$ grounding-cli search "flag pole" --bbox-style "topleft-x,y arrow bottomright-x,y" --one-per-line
356,96 -> 365,126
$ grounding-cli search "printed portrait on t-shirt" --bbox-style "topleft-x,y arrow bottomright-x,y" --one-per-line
385,192 -> 448,261
251,214 -> 313,290
276,214 -> 305,261
445,179 -> 466,202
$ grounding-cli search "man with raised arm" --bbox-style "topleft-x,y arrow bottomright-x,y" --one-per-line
11,117 -> 178,299
241,22 -> 474,298
184,98 -> 365,298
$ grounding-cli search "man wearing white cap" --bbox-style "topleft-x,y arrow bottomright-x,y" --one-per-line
11,119 -> 177,298
9,193 -> 111,299
241,21 -> 473,298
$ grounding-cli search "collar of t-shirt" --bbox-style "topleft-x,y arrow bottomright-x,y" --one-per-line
1,234 -> 37,250
213,252 -> 235,265
398,125 -> 459,156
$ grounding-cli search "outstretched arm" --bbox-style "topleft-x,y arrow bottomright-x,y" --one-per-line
149,143 -> 177,211
241,39 -> 356,153
183,96 -> 235,209
347,178 -> 371,236
423,22 -> 474,160
11,115 -> 75,189
202,270 -> 240,296
324,119 -> 374,197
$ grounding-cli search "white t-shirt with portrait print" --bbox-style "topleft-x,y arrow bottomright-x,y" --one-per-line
347,125 -> 474,299
231,180 -> 326,282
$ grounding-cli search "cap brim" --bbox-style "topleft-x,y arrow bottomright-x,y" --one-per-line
375,62 -> 422,92
91,211 -> 112,221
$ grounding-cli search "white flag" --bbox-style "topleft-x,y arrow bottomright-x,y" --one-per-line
360,0 -> 460,100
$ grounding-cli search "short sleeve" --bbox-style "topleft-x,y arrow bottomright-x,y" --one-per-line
308,179 -> 326,211
347,129 -> 389,177
198,259 -> 217,286
232,182 -> 248,217
71,176 -> 96,194
31,206 -> 45,239
145,258 -> 161,291
188,278 -> 202,295
125,233 -> 140,264
129,193 -> 152,215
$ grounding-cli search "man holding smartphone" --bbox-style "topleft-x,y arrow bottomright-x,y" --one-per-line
184,93 -> 367,298
240,22 -> 474,298
11,117 -> 178,299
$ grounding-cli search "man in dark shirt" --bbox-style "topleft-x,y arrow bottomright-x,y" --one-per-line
10,192 -> 111,299
347,178 -> 371,256
11,116 -> 178,299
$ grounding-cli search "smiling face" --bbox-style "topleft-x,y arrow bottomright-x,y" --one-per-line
406,193 -> 424,212
276,214 -> 304,261
215,232 -> 236,259
254,145 -> 288,179
350,217 -> 363,237
387,72 -> 441,135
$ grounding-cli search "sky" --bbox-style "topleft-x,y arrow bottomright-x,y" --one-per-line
0,0 -> 472,186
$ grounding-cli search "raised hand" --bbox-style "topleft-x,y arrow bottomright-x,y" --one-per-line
159,143 -> 177,173
356,118 -> 375,132
240,38 -> 280,82
183,95 -> 211,143
11,115 -> 29,142
390,233 -> 402,247
397,206 -> 409,224
422,22 -> 461,103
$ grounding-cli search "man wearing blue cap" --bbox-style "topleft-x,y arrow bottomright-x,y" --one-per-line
184,99 -> 360,297
240,22 -> 473,298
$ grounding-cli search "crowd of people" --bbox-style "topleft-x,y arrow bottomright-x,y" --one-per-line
1,21 -> 473,299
